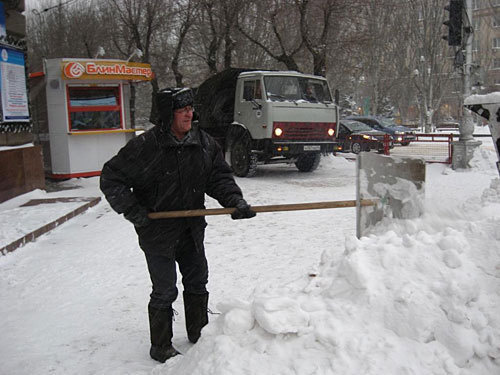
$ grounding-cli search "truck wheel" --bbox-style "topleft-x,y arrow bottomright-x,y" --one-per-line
401,141 -> 410,146
351,142 -> 362,154
230,136 -> 257,177
295,153 -> 321,172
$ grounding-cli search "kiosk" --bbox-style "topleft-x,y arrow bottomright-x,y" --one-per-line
36,58 -> 153,179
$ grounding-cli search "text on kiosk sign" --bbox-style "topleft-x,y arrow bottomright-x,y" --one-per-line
62,60 -> 153,81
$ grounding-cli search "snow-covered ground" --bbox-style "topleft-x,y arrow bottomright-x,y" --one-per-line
0,139 -> 499,375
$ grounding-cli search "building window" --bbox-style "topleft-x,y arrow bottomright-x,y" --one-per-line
493,58 -> 500,69
472,0 -> 480,10
67,86 -> 122,131
472,38 -> 480,52
493,15 -> 500,27
494,38 -> 500,49
473,17 -> 481,31
491,0 -> 500,6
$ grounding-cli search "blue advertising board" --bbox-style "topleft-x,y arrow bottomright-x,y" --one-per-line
0,2 -> 5,37
0,46 -> 30,122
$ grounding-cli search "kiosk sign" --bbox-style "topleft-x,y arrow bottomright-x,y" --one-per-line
0,47 -> 30,122
61,60 -> 153,81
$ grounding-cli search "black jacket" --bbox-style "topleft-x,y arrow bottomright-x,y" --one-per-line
100,124 -> 243,255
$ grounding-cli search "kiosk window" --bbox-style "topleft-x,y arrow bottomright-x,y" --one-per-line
67,86 -> 122,131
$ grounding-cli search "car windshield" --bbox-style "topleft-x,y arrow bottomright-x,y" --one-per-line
263,76 -> 333,103
379,118 -> 399,128
343,120 -> 373,132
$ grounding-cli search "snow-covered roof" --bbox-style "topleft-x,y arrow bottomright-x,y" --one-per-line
239,70 -> 327,80
464,92 -> 500,105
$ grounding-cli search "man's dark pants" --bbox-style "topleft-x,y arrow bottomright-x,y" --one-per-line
144,229 -> 209,310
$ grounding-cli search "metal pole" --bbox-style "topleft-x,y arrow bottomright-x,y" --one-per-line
452,0 -> 482,169
460,0 -> 474,142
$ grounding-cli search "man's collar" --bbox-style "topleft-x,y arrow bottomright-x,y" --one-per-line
159,125 -> 201,147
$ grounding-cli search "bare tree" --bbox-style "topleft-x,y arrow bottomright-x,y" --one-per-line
405,0 -> 452,131
352,0 -> 402,116
296,0 -> 361,77
108,0 -> 167,122
237,0 -> 303,71
188,0 -> 242,74
220,0 -> 242,69
170,0 -> 199,86
28,0 -> 112,70
27,0 -> 462,132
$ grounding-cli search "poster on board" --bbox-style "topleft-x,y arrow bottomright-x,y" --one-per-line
0,46 -> 30,122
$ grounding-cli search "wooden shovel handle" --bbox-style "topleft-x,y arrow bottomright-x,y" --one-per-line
148,199 -> 377,219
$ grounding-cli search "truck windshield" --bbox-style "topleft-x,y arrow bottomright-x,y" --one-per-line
263,76 -> 333,103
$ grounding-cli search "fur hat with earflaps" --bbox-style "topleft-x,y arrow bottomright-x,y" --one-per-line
156,87 -> 194,128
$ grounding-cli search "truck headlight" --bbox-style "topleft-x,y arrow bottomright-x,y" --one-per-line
274,127 -> 283,137
328,128 -> 335,136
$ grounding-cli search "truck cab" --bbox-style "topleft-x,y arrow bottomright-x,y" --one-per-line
194,69 -> 339,177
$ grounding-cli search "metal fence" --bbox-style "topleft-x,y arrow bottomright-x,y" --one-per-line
387,134 -> 454,164
342,133 -> 491,164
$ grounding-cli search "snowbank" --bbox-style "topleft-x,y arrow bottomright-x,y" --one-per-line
159,149 -> 500,375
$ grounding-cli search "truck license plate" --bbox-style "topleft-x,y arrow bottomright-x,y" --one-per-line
304,145 -> 320,151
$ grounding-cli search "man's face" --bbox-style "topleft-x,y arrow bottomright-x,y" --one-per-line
171,105 -> 193,138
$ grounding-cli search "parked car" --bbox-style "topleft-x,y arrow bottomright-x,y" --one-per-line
345,116 -> 416,146
337,119 -> 393,154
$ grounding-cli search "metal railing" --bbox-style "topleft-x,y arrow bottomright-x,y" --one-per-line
384,133 -> 454,164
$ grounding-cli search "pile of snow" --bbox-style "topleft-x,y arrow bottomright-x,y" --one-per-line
160,149 -> 500,375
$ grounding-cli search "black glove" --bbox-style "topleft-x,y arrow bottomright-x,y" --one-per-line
231,199 -> 256,220
124,205 -> 151,227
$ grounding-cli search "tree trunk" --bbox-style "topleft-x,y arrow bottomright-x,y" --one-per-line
148,77 -> 160,125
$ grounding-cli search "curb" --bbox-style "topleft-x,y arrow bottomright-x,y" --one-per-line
0,197 -> 101,256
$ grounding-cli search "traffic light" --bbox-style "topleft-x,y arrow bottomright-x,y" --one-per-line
443,0 -> 463,46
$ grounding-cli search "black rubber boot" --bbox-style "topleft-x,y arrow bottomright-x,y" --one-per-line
148,305 -> 180,363
183,291 -> 209,343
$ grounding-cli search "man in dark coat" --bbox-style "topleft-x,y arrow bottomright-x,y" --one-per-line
99,87 -> 256,363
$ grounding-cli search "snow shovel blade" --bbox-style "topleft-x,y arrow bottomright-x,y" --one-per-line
356,153 -> 425,238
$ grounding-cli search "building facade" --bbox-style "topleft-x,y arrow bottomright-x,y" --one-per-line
471,0 -> 500,93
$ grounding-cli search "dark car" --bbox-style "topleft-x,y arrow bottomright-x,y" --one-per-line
345,116 -> 416,146
337,119 -> 393,154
